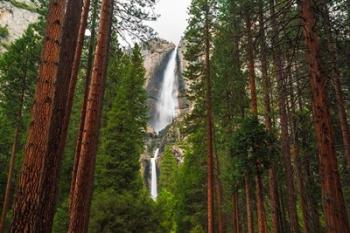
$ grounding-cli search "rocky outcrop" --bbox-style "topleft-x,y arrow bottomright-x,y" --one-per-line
142,38 -> 176,86
0,0 -> 39,52
176,38 -> 191,115
142,39 -> 176,127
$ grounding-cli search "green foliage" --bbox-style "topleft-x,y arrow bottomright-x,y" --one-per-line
89,189 -> 161,233
89,44 -> 161,232
156,191 -> 177,233
159,146 -> 178,193
231,117 -> 277,176
0,26 -> 9,40
0,22 -> 42,206
96,44 -> 147,192
174,134 -> 207,233
52,199 -> 69,233
9,0 -> 37,12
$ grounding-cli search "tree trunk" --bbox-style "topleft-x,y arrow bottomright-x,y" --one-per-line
269,168 -> 281,233
63,0 -> 91,194
298,1 -> 350,232
288,71 -> 314,233
322,1 -> 350,173
0,87 -> 25,233
245,177 -> 254,233
69,0 -> 99,212
245,13 -> 258,115
270,1 -> 300,233
204,1 -> 215,233
10,0 -> 83,231
68,0 -> 112,231
232,192 -> 241,233
246,7 -> 268,233
258,1 -> 280,232
214,152 -> 225,233
256,170 -> 267,233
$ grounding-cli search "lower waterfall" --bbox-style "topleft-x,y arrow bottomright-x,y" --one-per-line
150,148 -> 160,200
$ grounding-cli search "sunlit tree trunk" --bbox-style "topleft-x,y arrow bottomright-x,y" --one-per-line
68,0 -> 113,231
10,0 -> 83,231
298,0 -> 350,232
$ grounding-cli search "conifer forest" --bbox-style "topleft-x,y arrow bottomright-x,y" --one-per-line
0,0 -> 350,232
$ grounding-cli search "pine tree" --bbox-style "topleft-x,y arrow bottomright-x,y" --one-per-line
0,23 -> 42,233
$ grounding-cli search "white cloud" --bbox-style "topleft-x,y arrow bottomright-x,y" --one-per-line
147,0 -> 191,45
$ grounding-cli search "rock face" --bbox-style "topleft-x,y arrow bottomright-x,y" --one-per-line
140,38 -> 191,187
0,0 -> 39,52
142,38 -> 176,126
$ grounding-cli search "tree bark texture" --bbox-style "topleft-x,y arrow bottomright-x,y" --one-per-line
68,0 -> 112,231
245,177 -> 254,233
299,1 -> 350,232
10,0 -> 83,231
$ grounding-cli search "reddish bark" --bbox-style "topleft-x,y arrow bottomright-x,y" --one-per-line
268,168 -> 281,233
244,177 -> 254,233
232,192 -> 241,233
258,1 -> 280,232
214,152 -> 226,233
10,0 -> 83,231
245,13 -> 258,115
69,0 -> 99,212
299,0 -> 350,232
322,3 -> 350,173
204,1 -> 215,233
256,171 -> 267,233
270,1 -> 300,232
63,0 -> 91,209
68,0 -> 113,231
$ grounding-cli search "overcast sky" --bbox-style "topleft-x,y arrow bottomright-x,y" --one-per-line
147,0 -> 192,45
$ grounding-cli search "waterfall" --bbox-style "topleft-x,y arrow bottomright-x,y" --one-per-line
150,47 -> 179,200
150,148 -> 160,200
153,48 -> 179,133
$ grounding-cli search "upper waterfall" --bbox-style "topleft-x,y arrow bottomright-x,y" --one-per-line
152,48 -> 179,133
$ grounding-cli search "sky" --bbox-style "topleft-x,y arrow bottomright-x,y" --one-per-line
147,0 -> 192,45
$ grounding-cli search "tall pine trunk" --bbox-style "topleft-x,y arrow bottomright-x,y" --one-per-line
232,192 -> 241,233
244,177 -> 254,233
255,171 -> 267,233
10,0 -> 83,231
270,1 -> 300,233
258,1 -> 280,232
322,2 -> 350,173
63,0 -> 91,174
214,152 -> 225,233
245,12 -> 255,233
204,1 -> 215,233
68,0 -> 113,231
298,0 -> 350,232
69,0 -> 99,211
246,8 -> 267,233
